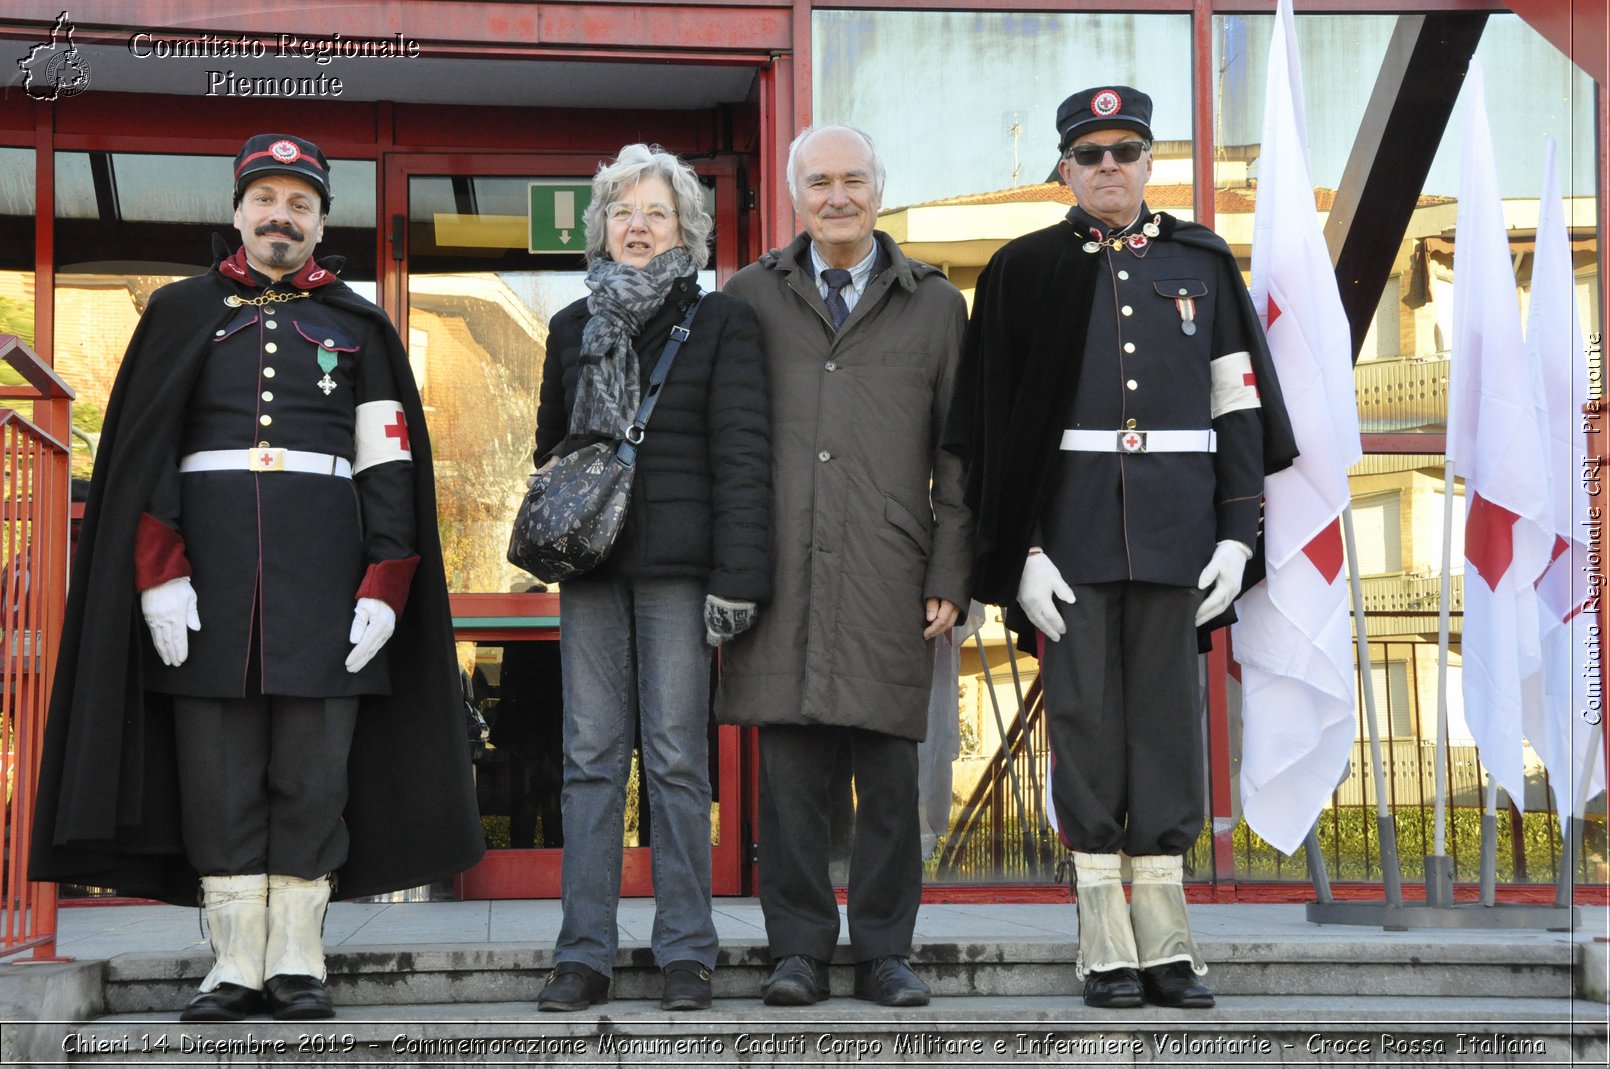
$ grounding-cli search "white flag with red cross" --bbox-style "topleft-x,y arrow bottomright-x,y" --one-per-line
1446,58 -> 1554,812
1524,138 -> 1604,828
1231,0 -> 1363,856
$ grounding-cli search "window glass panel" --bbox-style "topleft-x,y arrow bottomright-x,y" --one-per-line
0,148 -> 36,424
53,151 -> 96,220
0,147 -> 36,218
110,154 -> 233,223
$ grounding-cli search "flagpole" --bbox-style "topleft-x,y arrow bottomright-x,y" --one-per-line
1429,462 -> 1457,907
1478,777 -> 1499,907
1342,504 -> 1402,904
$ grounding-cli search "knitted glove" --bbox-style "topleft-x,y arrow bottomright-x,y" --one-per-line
704,594 -> 758,648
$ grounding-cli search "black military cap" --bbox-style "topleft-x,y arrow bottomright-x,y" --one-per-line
1055,86 -> 1154,153
233,133 -> 331,211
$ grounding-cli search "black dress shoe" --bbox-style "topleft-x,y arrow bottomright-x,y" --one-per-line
1082,967 -> 1144,1008
853,955 -> 931,1007
264,974 -> 335,1020
1140,961 -> 1216,1008
537,962 -> 610,1012
760,955 -> 829,1006
660,960 -> 712,1011
180,982 -> 263,1022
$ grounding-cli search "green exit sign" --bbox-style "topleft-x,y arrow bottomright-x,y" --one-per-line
529,181 -> 592,253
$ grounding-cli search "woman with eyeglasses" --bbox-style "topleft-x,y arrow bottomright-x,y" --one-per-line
529,143 -> 771,1012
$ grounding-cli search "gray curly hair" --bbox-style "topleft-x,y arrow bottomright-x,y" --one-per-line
583,143 -> 712,268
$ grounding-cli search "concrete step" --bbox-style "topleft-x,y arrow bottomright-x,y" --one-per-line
97,935 -> 1582,1015
53,996 -> 1607,1065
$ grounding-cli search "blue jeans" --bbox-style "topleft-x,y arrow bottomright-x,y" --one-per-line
554,576 -> 718,974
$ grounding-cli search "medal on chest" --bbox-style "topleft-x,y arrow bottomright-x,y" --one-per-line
316,343 -> 338,395
1174,294 -> 1198,336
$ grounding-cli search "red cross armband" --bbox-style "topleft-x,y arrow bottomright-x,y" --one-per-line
1209,350 -> 1261,419
353,400 -> 412,474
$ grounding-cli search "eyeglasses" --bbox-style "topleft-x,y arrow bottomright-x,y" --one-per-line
605,201 -> 678,225
1065,140 -> 1150,167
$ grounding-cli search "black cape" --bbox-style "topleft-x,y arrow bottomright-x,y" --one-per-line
946,210 -> 1300,639
29,246 -> 485,904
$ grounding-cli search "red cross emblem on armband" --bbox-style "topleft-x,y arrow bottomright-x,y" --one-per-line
1243,371 -> 1260,398
384,411 -> 411,452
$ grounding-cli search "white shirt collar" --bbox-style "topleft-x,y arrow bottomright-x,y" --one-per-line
809,240 -> 879,298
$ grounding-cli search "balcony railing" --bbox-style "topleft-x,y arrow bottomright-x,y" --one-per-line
1357,573 -> 1462,637
1355,354 -> 1449,434
0,335 -> 73,963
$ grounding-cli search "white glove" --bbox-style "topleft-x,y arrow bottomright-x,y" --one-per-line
1017,551 -> 1075,641
704,594 -> 758,647
141,577 -> 200,667
346,597 -> 397,673
1195,540 -> 1252,626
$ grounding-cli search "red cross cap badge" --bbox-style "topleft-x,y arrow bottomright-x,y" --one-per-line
269,139 -> 301,163
1091,89 -> 1122,118
1119,430 -> 1147,453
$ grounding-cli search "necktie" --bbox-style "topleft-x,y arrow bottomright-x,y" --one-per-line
821,268 -> 853,330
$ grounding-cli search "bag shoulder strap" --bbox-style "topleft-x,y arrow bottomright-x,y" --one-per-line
617,292 -> 706,461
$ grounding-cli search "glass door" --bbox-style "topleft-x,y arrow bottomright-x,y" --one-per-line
382,153 -> 745,898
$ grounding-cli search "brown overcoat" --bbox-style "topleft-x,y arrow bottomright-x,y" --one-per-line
715,231 -> 972,742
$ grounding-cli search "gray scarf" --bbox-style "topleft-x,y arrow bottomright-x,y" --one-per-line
571,246 -> 697,438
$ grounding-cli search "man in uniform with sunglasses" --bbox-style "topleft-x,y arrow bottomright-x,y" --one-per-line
949,87 -> 1296,1010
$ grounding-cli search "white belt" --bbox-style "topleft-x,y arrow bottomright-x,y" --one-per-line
179,448 -> 353,478
1060,429 -> 1217,454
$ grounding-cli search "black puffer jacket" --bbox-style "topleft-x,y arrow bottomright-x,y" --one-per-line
534,277 -> 772,603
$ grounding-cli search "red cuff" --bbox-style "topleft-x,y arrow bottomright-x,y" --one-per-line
134,513 -> 191,591
356,556 -> 420,616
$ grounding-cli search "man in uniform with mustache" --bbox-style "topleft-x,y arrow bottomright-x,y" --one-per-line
31,132 -> 482,1023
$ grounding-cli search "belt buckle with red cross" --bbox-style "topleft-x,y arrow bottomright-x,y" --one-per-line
1118,429 -> 1147,454
248,447 -> 286,472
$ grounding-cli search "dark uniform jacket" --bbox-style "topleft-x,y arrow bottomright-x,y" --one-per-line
950,206 -> 1298,625
534,277 -> 772,604
29,241 -> 485,904
140,247 -> 417,696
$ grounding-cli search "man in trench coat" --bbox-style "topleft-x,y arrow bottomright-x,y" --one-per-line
717,124 -> 973,1007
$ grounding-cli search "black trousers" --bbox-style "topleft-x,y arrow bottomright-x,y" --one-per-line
1041,581 -> 1204,856
173,695 -> 360,877
757,724 -> 921,962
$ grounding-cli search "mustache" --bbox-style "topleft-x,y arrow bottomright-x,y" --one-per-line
255,222 -> 305,241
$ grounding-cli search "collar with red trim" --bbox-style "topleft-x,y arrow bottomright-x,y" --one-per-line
216,245 -> 339,291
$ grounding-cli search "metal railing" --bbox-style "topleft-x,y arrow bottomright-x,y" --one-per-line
0,335 -> 74,961
1354,354 -> 1449,434
932,624 -> 1606,892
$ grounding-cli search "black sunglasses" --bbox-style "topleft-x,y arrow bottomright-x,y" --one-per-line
1066,140 -> 1149,167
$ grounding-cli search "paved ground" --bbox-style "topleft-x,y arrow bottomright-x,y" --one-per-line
43,897 -> 1610,961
